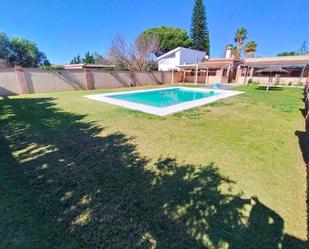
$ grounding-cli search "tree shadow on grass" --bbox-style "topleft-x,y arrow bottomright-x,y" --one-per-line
255,86 -> 283,91
0,97 -> 307,248
295,87 -> 309,246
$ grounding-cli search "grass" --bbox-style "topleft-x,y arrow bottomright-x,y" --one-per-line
0,84 -> 308,248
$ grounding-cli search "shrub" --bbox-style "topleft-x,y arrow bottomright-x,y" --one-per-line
41,65 -> 64,70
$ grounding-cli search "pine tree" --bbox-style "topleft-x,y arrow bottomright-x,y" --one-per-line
190,0 -> 210,55
300,41 -> 307,55
83,52 -> 95,64
70,54 -> 81,64
76,54 -> 81,63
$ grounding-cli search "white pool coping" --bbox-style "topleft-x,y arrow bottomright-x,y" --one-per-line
84,87 -> 244,116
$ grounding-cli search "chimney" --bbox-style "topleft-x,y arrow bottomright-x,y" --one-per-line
225,45 -> 233,59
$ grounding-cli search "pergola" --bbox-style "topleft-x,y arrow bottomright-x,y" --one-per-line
177,64 -> 204,84
177,63 -> 231,85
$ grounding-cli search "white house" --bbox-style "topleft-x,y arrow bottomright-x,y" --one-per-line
156,47 -> 206,71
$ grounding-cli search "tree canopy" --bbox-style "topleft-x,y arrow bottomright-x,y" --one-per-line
70,54 -> 82,64
70,52 -> 109,64
0,32 -> 11,59
0,32 -> 49,68
109,34 -> 160,71
244,41 -> 257,52
82,52 -> 95,64
141,26 -> 192,57
233,27 -> 248,58
234,27 -> 247,51
190,0 -> 210,55
244,41 -> 257,58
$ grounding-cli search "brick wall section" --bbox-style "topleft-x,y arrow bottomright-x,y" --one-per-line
0,69 -> 180,96
84,69 -> 94,90
15,67 -> 29,94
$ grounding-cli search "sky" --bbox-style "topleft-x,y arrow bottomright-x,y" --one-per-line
0,0 -> 308,64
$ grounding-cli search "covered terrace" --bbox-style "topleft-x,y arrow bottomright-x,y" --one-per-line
238,55 -> 309,85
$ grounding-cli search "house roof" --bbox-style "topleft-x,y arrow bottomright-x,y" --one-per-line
204,58 -> 244,63
200,58 -> 243,68
156,47 -> 206,61
176,58 -> 243,70
63,64 -> 115,69
177,63 -> 231,70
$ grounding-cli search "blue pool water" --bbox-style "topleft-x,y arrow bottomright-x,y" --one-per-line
107,88 -> 220,107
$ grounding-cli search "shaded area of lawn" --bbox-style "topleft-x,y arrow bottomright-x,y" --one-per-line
0,96 -> 307,248
295,87 -> 309,243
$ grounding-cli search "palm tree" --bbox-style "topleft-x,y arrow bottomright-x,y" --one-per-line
244,41 -> 257,58
234,27 -> 248,58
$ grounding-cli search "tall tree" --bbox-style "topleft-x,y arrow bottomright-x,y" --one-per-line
9,37 -> 49,67
142,26 -> 192,56
93,52 -> 112,64
0,32 -> 11,67
190,0 -> 210,55
234,27 -> 247,58
299,41 -> 307,55
0,32 -> 11,59
82,52 -> 95,64
70,54 -> 81,64
109,34 -> 160,71
0,32 -> 49,67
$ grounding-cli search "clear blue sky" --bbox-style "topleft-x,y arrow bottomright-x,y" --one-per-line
0,0 -> 308,64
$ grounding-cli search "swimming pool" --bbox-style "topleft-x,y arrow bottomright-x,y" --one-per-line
85,87 -> 244,116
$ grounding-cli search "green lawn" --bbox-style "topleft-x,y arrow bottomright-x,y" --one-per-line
0,84 -> 308,248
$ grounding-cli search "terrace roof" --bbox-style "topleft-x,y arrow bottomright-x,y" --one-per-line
177,64 -> 230,70
243,55 -> 309,67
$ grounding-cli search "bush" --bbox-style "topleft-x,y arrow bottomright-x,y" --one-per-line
41,65 -> 64,70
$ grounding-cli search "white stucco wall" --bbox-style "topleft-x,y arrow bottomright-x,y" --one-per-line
158,59 -> 178,71
0,70 -> 20,95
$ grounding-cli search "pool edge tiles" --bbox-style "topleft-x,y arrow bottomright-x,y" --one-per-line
84,87 -> 244,116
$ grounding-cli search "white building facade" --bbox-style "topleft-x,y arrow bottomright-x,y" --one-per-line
157,47 -> 206,71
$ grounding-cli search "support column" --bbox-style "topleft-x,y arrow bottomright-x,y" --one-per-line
15,66 -> 29,94
235,65 -> 242,82
244,67 -> 250,85
226,65 -> 232,83
160,71 -> 165,84
183,70 -> 186,83
217,68 -> 224,83
205,68 -> 209,85
249,67 -> 254,77
194,64 -> 198,84
84,68 -> 94,90
298,65 -> 307,85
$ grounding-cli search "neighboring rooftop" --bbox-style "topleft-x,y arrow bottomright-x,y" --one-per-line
64,64 -> 115,70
